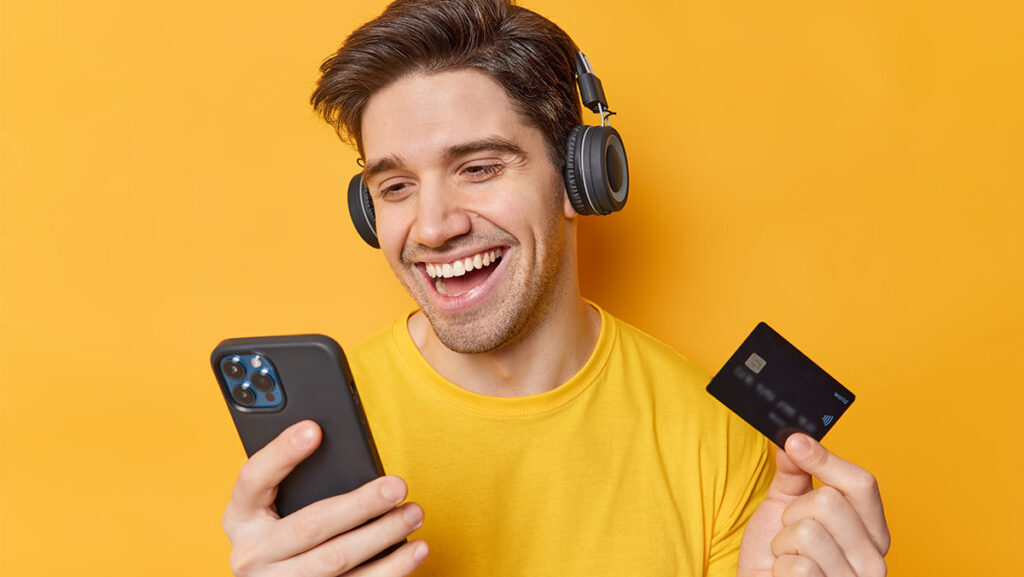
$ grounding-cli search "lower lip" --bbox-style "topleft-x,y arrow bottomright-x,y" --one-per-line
421,250 -> 508,312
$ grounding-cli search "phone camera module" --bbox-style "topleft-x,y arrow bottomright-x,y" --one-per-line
224,358 -> 246,381
232,385 -> 256,406
219,353 -> 283,410
251,370 -> 274,393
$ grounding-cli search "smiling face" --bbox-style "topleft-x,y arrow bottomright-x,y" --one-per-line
360,69 -> 577,354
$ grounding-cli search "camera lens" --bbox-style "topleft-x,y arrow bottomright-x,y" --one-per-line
251,370 -> 274,392
224,359 -> 246,380
232,385 -> 256,406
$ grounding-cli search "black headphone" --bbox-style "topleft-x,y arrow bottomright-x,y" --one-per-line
346,51 -> 628,249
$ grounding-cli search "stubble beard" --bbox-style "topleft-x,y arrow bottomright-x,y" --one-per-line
429,241 -> 562,354
396,200 -> 565,355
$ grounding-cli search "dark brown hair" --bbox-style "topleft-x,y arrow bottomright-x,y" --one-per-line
310,0 -> 582,168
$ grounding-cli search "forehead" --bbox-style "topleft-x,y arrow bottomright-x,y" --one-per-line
360,69 -> 534,166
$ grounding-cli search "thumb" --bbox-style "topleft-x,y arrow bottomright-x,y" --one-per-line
766,435 -> 814,500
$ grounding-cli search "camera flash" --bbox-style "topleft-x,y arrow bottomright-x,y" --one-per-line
251,357 -> 263,368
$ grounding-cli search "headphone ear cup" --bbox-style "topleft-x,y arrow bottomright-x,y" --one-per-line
347,174 -> 380,248
563,125 -> 629,216
563,126 -> 591,215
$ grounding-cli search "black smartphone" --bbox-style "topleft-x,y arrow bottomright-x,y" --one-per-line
211,334 -> 389,518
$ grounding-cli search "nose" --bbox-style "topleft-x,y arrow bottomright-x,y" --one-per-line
408,177 -> 472,248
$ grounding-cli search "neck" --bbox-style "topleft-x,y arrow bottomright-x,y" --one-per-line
407,291 -> 601,398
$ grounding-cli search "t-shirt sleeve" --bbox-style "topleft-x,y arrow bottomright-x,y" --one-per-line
705,419 -> 776,577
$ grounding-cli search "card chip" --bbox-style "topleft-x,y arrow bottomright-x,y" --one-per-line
745,353 -> 766,374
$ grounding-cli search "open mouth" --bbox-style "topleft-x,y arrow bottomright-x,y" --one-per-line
422,248 -> 504,298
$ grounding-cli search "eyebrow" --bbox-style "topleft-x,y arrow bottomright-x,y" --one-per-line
361,155 -> 402,183
361,136 -> 526,183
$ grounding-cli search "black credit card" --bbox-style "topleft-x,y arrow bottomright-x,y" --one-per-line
706,322 -> 854,448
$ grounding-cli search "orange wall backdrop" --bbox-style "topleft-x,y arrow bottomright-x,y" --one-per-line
2,0 -> 1022,574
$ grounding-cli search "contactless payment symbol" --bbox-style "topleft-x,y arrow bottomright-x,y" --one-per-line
745,353 -> 767,374
822,414 -> 835,427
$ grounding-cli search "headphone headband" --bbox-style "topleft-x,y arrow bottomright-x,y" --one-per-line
575,52 -> 609,115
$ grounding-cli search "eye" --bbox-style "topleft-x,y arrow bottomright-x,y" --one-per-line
462,162 -> 503,181
377,180 -> 414,200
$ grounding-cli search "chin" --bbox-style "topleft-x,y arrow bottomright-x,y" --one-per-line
423,308 -> 526,354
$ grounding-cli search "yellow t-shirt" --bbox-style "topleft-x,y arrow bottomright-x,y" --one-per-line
348,304 -> 775,576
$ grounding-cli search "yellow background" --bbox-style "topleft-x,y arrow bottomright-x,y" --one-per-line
2,0 -> 1022,574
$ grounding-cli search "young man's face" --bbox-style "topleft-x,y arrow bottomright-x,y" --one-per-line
360,69 -> 576,353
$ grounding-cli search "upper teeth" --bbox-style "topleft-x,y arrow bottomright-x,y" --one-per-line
425,249 -> 501,279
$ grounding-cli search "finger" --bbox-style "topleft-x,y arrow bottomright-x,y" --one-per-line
772,554 -> 825,577
263,476 -> 409,559
280,502 -> 425,577
765,446 -> 814,502
225,421 -> 322,524
784,434 -> 890,554
771,518 -> 856,577
345,540 -> 430,577
783,486 -> 888,573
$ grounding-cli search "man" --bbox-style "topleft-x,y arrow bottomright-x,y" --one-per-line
221,0 -> 890,575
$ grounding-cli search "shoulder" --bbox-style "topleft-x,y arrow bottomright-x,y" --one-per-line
603,311 -> 711,392
346,321 -> 405,384
601,309 -> 769,454
349,322 -> 396,359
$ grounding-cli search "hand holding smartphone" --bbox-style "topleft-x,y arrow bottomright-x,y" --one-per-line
212,334 -> 428,575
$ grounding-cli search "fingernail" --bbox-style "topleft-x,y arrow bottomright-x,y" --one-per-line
403,505 -> 424,529
787,434 -> 812,459
380,477 -> 404,503
293,423 -> 316,449
413,542 -> 429,562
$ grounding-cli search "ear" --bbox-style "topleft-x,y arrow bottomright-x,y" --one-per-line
562,187 -> 577,219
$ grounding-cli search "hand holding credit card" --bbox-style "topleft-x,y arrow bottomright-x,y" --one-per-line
711,323 -> 891,576
706,322 -> 855,447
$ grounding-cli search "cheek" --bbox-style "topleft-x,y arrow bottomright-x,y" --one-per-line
489,172 -> 563,224
373,206 -> 410,262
